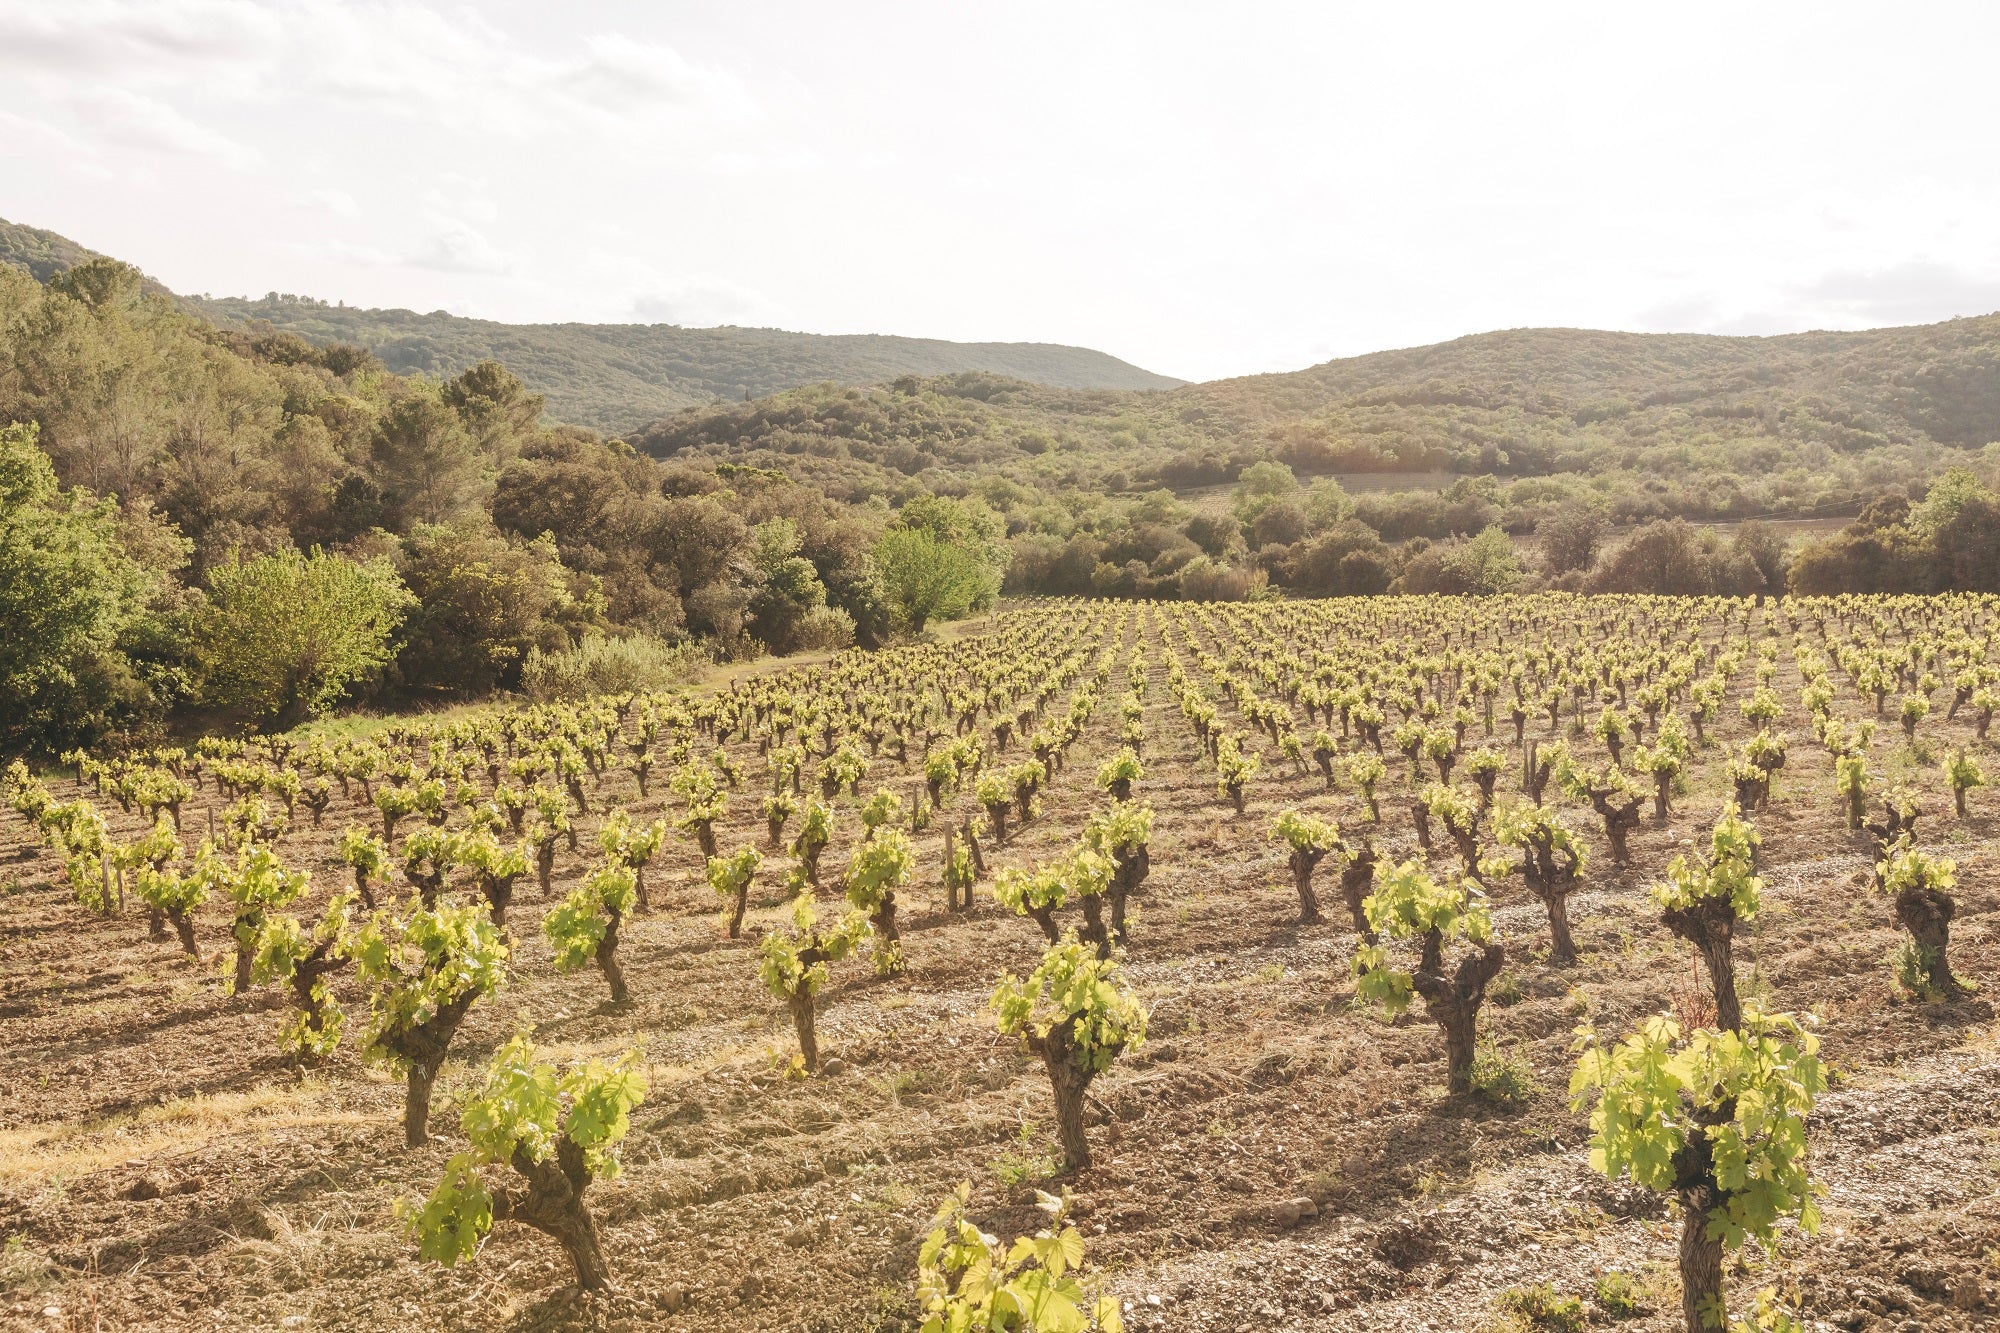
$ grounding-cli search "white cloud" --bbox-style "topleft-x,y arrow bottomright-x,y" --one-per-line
294,187 -> 359,218
410,218 -> 519,275
56,86 -> 258,168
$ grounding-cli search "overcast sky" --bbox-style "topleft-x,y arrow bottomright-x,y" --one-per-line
4,0 -> 1998,383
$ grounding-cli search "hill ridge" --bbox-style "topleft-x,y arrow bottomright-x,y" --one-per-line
0,215 -> 1182,432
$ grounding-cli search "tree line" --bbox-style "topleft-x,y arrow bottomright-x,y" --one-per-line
0,259 -> 1005,754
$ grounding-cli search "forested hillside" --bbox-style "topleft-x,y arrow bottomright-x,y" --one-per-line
187,295 -> 1186,431
0,219 -> 1181,433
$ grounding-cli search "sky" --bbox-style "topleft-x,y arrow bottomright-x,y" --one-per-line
4,0 -> 2000,383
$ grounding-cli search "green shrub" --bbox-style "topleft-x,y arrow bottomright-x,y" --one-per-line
520,633 -> 709,701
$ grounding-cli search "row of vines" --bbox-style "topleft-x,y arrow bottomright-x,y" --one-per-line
10,591 -> 1998,1331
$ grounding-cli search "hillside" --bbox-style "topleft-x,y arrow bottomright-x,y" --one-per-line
635,317 -> 2000,533
0,217 -> 1182,432
0,216 -> 174,296
186,294 -> 1185,431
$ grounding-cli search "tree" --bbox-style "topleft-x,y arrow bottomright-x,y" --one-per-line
874,527 -> 999,635
1572,1013 -> 1823,1333
991,935 -> 1146,1170
440,359 -> 544,460
1353,861 -> 1502,1093
0,421 -> 169,753
1588,520 -> 1762,596
201,547 -> 412,729
403,1036 -> 646,1292
370,390 -> 481,528
1537,502 -> 1607,575
346,900 -> 510,1146
1401,526 -> 1522,595
747,517 -> 832,654
392,522 -> 595,697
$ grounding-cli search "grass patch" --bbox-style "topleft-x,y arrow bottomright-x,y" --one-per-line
990,1122 -> 1061,1186
1592,1270 -> 1646,1319
1470,1039 -> 1540,1108
1494,1283 -> 1585,1332
0,1081 -> 369,1185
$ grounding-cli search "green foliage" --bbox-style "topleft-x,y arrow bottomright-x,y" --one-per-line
874,525 -> 1000,634
1353,861 -> 1493,1017
252,893 -> 357,1056
706,844 -> 762,899
344,900 -> 509,1066
521,633 -> 709,702
600,808 -> 667,869
393,523 -> 599,697
1651,804 -> 1762,922
0,421 -> 175,753
219,844 -> 311,990
1495,1283 -> 1585,1333
758,892 -> 868,1002
1944,747 -> 1985,806
1095,748 -> 1143,792
1591,1271 -> 1645,1319
915,1184 -> 1123,1333
994,848 -> 1114,927
200,547 -> 412,726
402,1035 -> 646,1266
544,864 -> 636,972
1270,807 -> 1341,854
1469,1039 -> 1540,1108
991,935 -> 1146,1075
1571,1011 -> 1824,1252
192,291 -> 1175,432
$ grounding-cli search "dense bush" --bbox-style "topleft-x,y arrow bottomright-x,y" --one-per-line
520,634 -> 712,702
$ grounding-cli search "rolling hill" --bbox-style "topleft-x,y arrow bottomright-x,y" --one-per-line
186,294 -> 1186,432
0,213 -> 1168,430
0,216 -> 1182,432
632,316 -> 2000,530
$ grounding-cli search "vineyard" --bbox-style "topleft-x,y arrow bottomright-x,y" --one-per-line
3,594 -> 1999,1332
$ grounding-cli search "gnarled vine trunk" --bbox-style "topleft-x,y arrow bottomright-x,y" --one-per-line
1108,842 -> 1148,943
597,909 -> 629,1003
789,988 -> 819,1073
1411,941 -> 1504,1094
1338,845 -> 1379,943
1030,1021 -> 1112,1171
1661,897 -> 1741,1034
494,1138 -> 611,1291
1289,847 -> 1325,925
1894,882 -> 1959,997
869,891 -> 902,971
385,990 -> 480,1147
